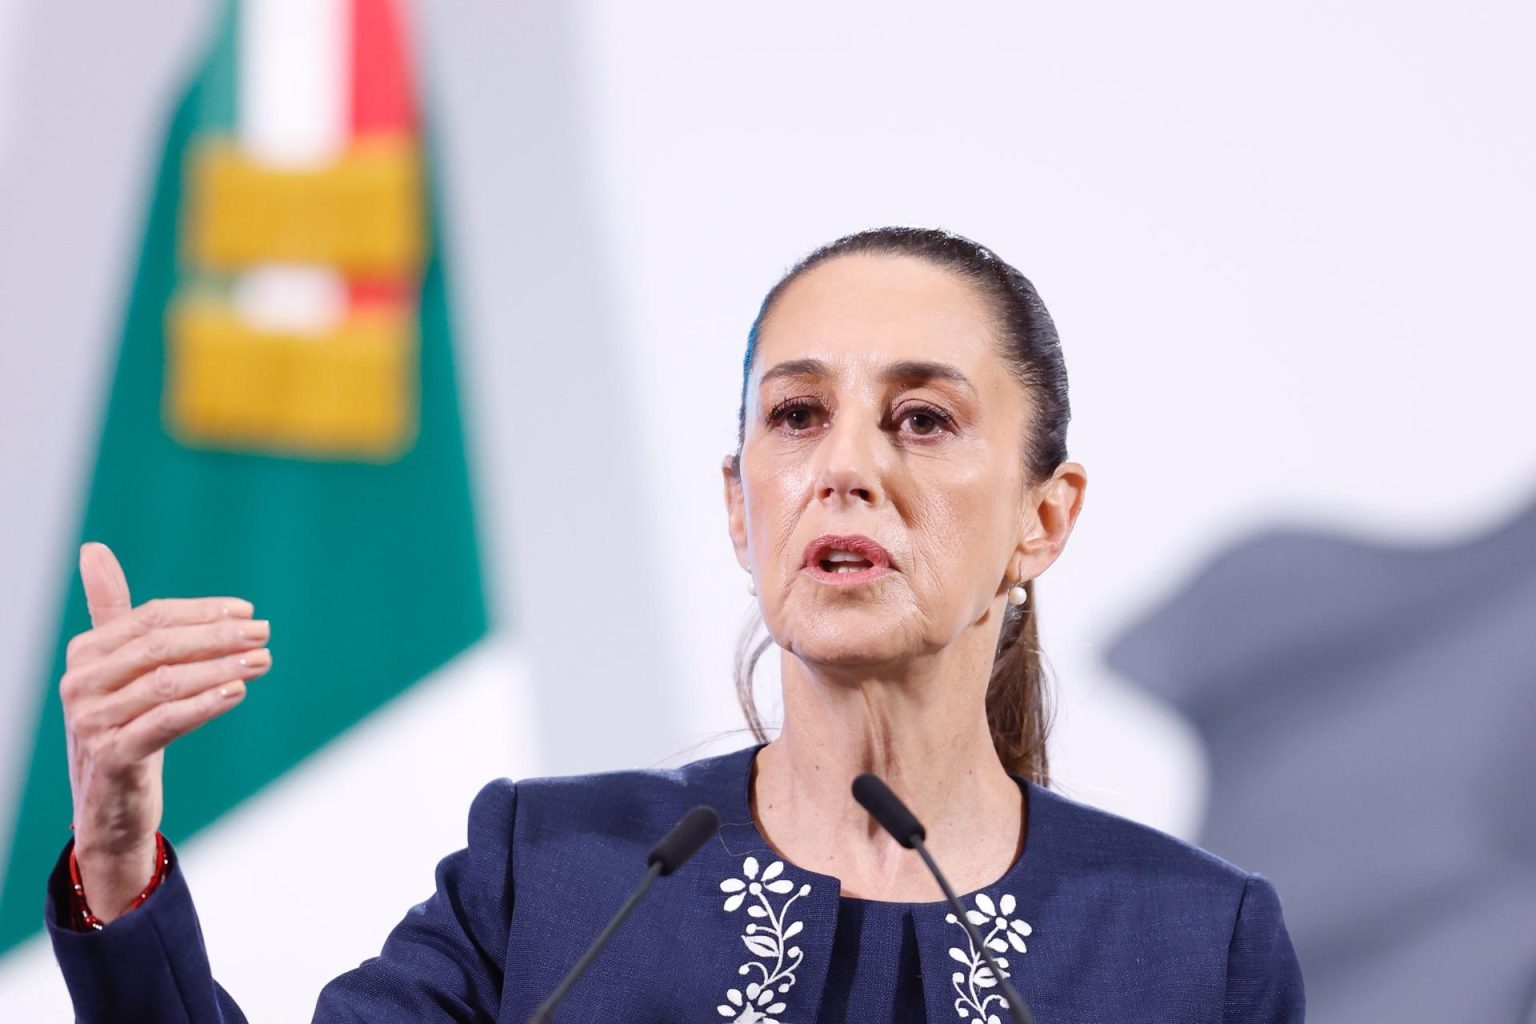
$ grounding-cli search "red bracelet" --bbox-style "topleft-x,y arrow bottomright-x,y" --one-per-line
66,832 -> 170,932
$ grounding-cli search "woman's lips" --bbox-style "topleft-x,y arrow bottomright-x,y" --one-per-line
800,534 -> 895,586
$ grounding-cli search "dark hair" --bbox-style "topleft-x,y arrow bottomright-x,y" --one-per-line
731,226 -> 1070,786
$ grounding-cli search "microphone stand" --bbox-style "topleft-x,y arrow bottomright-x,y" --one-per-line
528,805 -> 718,1023
528,861 -> 663,1023
913,836 -> 1035,1024
852,773 -> 1036,1024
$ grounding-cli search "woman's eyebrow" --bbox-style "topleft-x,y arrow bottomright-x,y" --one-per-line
759,358 -> 830,386
881,360 -> 976,395
758,358 -> 976,394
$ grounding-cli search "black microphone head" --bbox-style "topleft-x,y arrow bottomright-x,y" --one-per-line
647,805 -> 720,876
851,773 -> 926,849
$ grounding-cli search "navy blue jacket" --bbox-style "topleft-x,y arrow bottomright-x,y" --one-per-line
47,745 -> 1304,1021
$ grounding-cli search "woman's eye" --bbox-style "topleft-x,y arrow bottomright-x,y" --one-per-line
898,406 -> 951,436
906,412 -> 939,435
768,398 -> 825,433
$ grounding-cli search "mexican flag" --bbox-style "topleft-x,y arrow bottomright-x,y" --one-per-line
0,0 -> 487,957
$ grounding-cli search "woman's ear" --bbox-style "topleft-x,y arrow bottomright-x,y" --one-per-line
721,453 -> 751,571
1013,460 -> 1087,580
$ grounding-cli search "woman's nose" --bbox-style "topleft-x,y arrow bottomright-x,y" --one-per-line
812,417 -> 883,507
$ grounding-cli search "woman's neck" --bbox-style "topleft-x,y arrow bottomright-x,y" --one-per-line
751,645 -> 1026,901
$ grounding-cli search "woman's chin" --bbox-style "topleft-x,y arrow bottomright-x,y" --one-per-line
783,623 -> 916,671
767,586 -> 927,667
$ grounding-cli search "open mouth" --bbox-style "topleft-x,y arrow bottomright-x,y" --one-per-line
801,534 -> 894,584
819,551 -> 875,573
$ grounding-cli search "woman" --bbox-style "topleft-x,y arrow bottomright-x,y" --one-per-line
48,227 -> 1304,1022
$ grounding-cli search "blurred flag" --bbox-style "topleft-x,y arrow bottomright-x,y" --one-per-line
0,0 -> 487,952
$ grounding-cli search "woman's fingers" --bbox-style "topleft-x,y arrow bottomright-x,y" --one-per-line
64,542 -> 273,911
77,649 -> 272,738
111,679 -> 252,763
66,596 -> 255,665
79,542 -> 133,629
61,618 -> 270,702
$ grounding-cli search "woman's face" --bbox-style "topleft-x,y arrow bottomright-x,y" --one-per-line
724,252 -> 1084,672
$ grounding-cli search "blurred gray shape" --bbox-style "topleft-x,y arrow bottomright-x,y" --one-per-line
414,1 -> 683,775
1106,495 -> 1536,1022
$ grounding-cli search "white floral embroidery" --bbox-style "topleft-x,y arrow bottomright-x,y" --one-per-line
715,856 -> 811,1023
945,891 -> 1032,1022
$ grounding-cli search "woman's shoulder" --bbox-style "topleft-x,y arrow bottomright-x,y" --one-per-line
1025,779 -> 1262,899
469,744 -> 754,842
1021,785 -> 1304,1011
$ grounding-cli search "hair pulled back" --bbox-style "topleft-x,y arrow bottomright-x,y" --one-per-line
732,226 -> 1070,786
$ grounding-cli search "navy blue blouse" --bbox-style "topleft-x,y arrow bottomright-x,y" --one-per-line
46,744 -> 1305,1022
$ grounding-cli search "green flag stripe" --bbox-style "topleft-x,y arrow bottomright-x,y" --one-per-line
197,0 -> 238,134
0,34 -> 487,953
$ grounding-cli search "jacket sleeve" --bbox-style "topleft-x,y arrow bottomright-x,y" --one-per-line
47,839 -> 248,1024
45,778 -> 518,1024
1223,872 -> 1306,1023
312,778 -> 516,1021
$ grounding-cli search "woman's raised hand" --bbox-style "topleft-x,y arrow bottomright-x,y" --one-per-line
61,541 -> 272,923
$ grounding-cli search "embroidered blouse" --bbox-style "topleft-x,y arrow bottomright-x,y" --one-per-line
45,744 -> 1305,1022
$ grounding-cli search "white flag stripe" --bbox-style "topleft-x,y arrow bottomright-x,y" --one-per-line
239,0 -> 348,168
233,264 -> 349,334
235,2 -> 352,350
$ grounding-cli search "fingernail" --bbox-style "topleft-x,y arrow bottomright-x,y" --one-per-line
242,619 -> 270,640
238,648 -> 272,671
223,599 -> 255,619
219,681 -> 246,699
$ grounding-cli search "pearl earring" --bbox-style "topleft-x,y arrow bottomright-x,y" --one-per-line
1007,581 -> 1029,607
747,577 -> 757,597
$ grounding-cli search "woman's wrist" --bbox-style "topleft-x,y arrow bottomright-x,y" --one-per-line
68,833 -> 168,930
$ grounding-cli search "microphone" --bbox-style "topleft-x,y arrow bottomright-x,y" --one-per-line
647,804 -> 721,875
529,805 -> 721,1023
852,774 -> 1036,1024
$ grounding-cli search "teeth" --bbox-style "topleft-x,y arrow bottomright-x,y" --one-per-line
834,565 -> 862,573
825,551 -> 866,563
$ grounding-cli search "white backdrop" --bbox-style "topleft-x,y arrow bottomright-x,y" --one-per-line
1,1 -> 1533,1019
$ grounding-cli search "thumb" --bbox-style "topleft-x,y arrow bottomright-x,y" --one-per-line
79,542 -> 133,628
